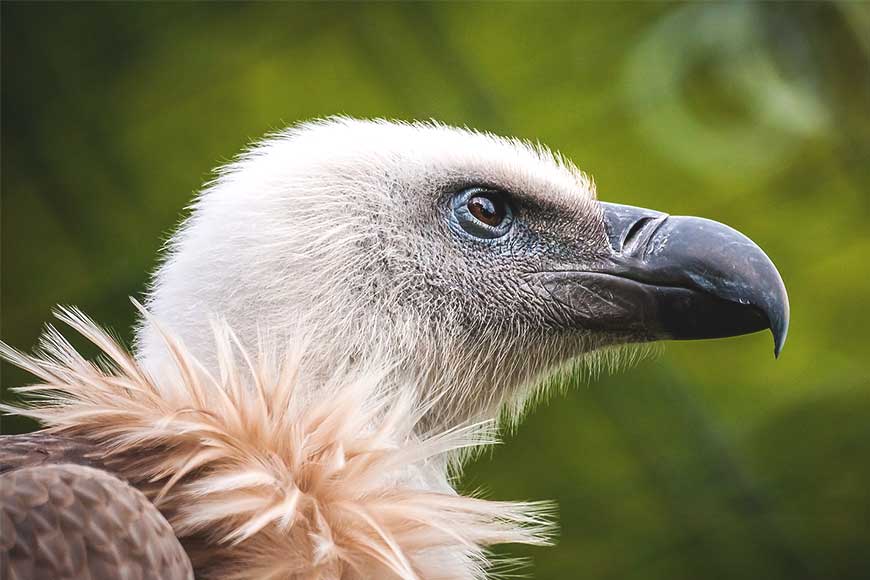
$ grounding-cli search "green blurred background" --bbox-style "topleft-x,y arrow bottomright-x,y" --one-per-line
2,2 -> 869,579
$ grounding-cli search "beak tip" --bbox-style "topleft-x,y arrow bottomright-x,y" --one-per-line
772,322 -> 788,359
774,337 -> 785,359
770,302 -> 789,359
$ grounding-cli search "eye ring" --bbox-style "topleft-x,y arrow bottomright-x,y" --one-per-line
451,187 -> 514,239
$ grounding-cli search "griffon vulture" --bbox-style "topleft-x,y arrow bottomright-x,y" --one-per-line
0,118 -> 789,580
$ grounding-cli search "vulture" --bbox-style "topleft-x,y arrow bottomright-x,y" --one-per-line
0,118 -> 789,580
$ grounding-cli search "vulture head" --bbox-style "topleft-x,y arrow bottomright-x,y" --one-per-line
139,117 -> 789,431
2,117 -> 791,580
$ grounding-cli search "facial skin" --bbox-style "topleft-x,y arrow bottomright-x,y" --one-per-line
138,118 -> 787,431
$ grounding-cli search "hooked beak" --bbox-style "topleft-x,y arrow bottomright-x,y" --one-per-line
541,202 -> 790,357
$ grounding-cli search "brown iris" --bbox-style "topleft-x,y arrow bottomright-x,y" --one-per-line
467,193 -> 507,227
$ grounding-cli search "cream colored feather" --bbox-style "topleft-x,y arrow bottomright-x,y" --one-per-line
1,303 -> 553,580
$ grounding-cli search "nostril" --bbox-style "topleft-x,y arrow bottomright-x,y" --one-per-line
601,202 -> 670,254
621,216 -> 657,252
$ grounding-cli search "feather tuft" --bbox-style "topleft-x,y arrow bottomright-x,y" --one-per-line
2,307 -> 554,579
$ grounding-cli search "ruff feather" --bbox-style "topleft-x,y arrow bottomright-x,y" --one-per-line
0,304 -> 554,580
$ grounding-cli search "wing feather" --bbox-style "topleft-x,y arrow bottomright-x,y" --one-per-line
0,462 -> 192,580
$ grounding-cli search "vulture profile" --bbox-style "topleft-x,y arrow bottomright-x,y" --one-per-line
0,118 -> 789,580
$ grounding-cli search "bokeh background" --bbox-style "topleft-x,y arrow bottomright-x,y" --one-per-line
3,2 -> 869,579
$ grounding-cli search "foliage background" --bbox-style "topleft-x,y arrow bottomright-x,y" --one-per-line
2,2 -> 869,579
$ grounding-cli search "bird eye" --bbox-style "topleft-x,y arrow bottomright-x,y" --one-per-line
467,194 -> 505,226
451,188 -> 514,239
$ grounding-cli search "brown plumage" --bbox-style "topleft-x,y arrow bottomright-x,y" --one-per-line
0,433 -> 193,578
0,462 -> 193,580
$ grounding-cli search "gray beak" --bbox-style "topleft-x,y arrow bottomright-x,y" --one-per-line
542,202 -> 790,357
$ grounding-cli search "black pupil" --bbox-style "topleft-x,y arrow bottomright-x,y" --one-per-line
467,194 -> 504,226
